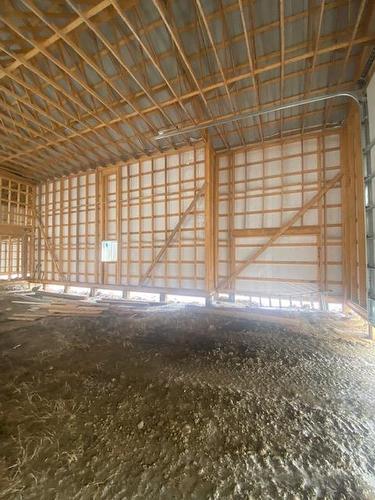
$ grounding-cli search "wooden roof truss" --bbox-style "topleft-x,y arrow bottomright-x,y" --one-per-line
0,0 -> 373,181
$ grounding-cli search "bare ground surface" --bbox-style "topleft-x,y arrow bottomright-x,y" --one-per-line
0,301 -> 375,499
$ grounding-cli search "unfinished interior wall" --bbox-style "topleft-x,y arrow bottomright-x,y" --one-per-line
0,172 -> 35,280
35,131 -> 347,305
36,146 -> 207,294
216,131 -> 343,305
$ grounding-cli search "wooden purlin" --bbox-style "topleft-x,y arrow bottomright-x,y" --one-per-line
238,0 -> 263,141
195,0 -> 245,146
152,0 -> 229,148
232,226 -> 320,237
110,0 -> 198,129
279,0 -> 285,136
63,0 -> 176,138
218,171 -> 343,290
1,43 -> 360,161
0,49 -> 123,176
301,0 -> 326,133
0,0 -> 355,86
0,0 -> 372,177
61,34 -> 374,120
0,54 -> 374,179
0,91 -> 103,170
0,99 -> 92,178
0,14 -> 148,159
324,0 -> 368,127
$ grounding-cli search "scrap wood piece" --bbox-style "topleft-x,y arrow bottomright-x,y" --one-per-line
9,314 -> 45,321
35,290 -> 84,300
10,297 -> 108,320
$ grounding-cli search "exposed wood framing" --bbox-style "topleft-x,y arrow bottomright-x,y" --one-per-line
232,226 -> 320,238
36,145 -> 206,293
0,224 -> 31,237
140,182 -> 206,285
31,129 -> 352,308
0,171 -> 34,279
0,2 -> 371,319
216,130 -> 344,300
0,1 -> 372,178
219,172 -> 342,289
33,206 -> 65,282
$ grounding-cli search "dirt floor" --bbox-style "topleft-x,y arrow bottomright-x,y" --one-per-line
0,298 -> 375,499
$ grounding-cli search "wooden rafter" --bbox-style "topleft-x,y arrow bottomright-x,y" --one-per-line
0,0 -> 349,86
110,0 -> 198,131
0,43 -> 125,164
63,0 -> 177,142
238,0 -> 263,141
0,83 -> 106,165
301,0 -> 325,133
22,0 -> 162,152
0,96 -> 95,173
279,0 -> 285,136
0,0 -> 370,179
52,33 -> 374,127
152,0 -> 229,148
0,13 -> 149,159
324,0 -> 368,126
195,0 -> 245,145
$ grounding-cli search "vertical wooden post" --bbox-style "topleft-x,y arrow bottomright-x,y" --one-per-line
116,164 -> 122,286
94,170 -> 100,285
51,180 -> 56,282
126,164 -> 131,285
21,232 -> 28,279
228,151 -> 235,294
317,135 -> 325,308
205,138 -> 216,293
76,175 -> 80,282
352,106 -> 367,308
59,178 -> 63,281
30,184 -> 36,279
100,171 -> 106,285
37,184 -> 42,279
85,173 -> 89,283
44,181 -> 49,279
341,127 -> 350,305
342,105 -> 367,310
